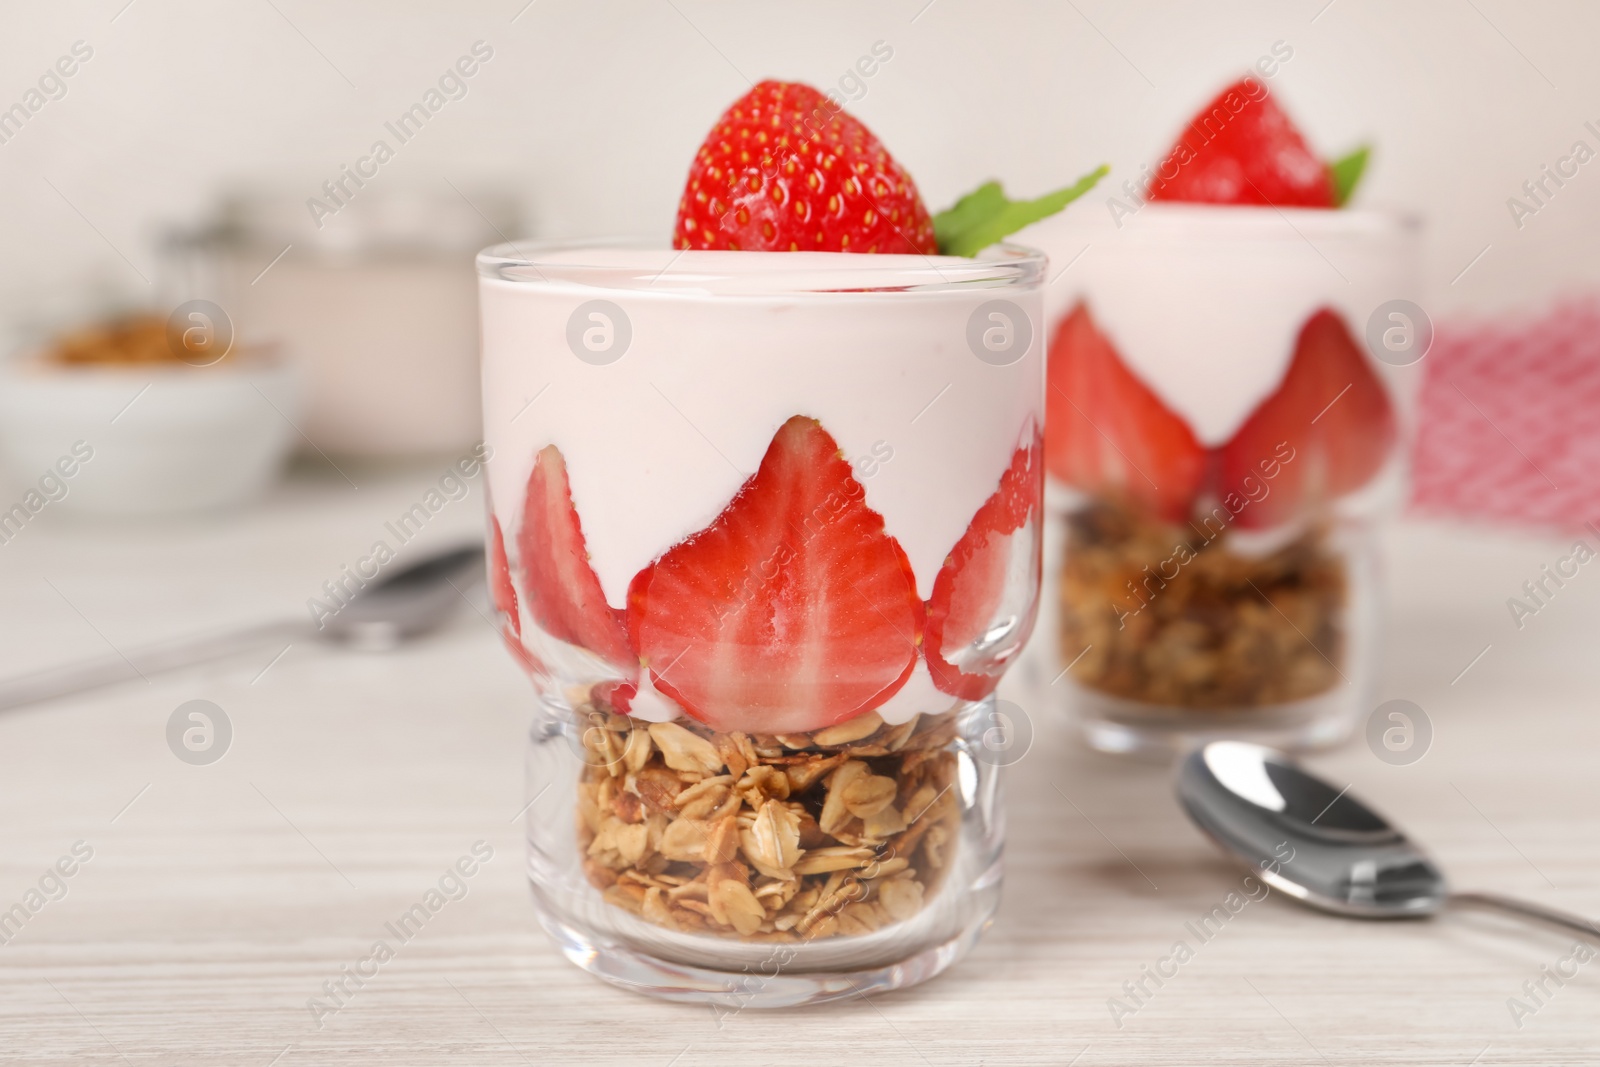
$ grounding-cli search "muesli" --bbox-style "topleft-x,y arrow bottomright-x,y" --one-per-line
576,703 -> 961,942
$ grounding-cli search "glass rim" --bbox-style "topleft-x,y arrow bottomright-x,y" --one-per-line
476,237 -> 1047,294
1079,202 -> 1420,239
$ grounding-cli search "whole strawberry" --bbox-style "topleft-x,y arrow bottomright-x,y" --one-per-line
674,80 -> 937,254
1147,77 -> 1369,208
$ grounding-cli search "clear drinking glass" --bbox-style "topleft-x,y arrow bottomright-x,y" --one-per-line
478,242 -> 1046,1005
1034,206 -> 1422,756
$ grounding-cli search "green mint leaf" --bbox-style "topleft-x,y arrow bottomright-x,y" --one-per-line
933,165 -> 1109,257
932,182 -> 1006,250
1331,145 -> 1370,207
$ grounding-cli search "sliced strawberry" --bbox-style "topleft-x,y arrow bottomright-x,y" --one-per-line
626,416 -> 921,734
491,510 -> 547,676
1045,304 -> 1208,522
674,80 -> 936,255
489,513 -> 521,638
1148,77 -> 1335,208
592,679 -> 635,715
518,445 -> 636,672
1218,308 -> 1396,529
592,677 -> 685,720
925,433 -> 1043,699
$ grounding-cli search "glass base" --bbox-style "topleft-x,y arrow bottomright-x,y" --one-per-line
523,696 -> 1009,1006
529,859 -> 1000,1007
1071,681 -> 1360,760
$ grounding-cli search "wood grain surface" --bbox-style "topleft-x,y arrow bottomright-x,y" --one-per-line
0,464 -> 1595,1065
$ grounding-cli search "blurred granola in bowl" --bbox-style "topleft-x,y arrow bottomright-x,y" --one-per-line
0,310 -> 297,516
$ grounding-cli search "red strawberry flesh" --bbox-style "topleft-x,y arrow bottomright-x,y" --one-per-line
626,416 -> 922,734
489,513 -> 521,638
518,445 -> 637,672
925,433 -> 1044,699
492,509 -> 547,676
1217,308 -> 1396,529
674,80 -> 936,254
1148,77 -> 1335,208
592,679 -> 635,715
1045,304 -> 1209,522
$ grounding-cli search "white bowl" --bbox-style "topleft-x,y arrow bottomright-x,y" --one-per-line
0,356 -> 299,515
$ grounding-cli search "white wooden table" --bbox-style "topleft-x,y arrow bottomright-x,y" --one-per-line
1,461 -> 1596,1065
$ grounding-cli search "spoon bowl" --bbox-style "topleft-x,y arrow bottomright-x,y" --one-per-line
321,544 -> 484,651
1177,741 -> 1446,918
1177,741 -> 1597,938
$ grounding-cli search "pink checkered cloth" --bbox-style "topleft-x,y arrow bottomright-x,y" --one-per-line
1410,298 -> 1600,530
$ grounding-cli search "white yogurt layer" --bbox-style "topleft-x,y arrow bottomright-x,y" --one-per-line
480,247 -> 1045,724
874,659 -> 962,724
1022,204 -> 1420,446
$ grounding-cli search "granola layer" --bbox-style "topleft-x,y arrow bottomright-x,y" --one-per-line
575,705 -> 960,942
1060,500 -> 1345,708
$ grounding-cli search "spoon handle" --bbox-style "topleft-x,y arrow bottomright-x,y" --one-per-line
0,619 -> 307,712
1451,891 -> 1600,940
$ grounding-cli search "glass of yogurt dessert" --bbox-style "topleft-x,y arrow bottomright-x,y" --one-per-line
479,81 -> 1099,1005
1034,78 -> 1422,756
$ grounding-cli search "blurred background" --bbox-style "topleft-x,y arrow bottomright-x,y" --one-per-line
0,0 -> 1592,633
0,0 -> 1596,638
3,5 -> 1598,1056
3,0 -> 1598,322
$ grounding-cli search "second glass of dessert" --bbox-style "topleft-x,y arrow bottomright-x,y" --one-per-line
1036,77 -> 1422,755
480,81 -> 1101,1005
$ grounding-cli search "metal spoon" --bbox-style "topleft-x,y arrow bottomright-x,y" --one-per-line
0,543 -> 483,711
1177,740 -> 1599,938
